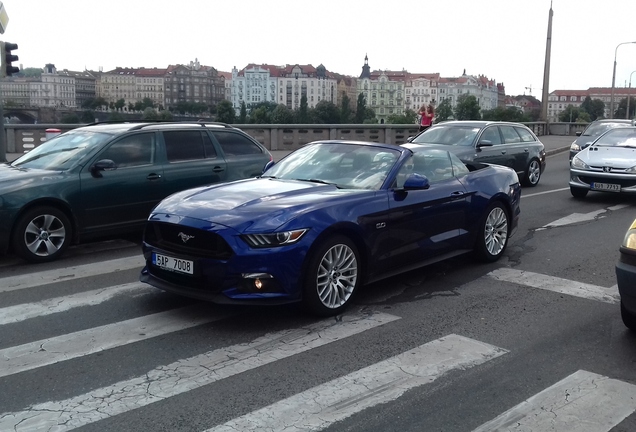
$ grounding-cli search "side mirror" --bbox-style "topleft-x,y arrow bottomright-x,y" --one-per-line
403,173 -> 430,190
477,140 -> 493,148
406,136 -> 414,142
576,131 -> 582,136
90,159 -> 117,177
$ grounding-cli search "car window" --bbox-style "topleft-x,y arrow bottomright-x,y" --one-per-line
99,133 -> 154,168
449,152 -> 469,177
479,127 -> 503,145
500,126 -> 522,144
514,126 -> 537,143
594,128 -> 636,148
163,130 -> 212,162
212,131 -> 263,156
399,149 -> 453,184
582,122 -> 631,138
411,126 -> 479,146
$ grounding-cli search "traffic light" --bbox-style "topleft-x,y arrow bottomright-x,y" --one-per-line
0,41 -> 18,77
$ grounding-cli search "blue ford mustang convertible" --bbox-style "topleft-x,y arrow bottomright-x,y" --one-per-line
140,140 -> 521,316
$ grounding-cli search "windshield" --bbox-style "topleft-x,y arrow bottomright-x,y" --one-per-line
411,125 -> 480,146
593,128 -> 636,148
263,143 -> 401,190
11,131 -> 113,170
582,122 -> 630,138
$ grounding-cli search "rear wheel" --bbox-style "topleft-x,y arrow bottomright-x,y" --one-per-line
621,301 -> 636,331
522,158 -> 541,187
302,235 -> 360,316
474,202 -> 509,262
12,206 -> 72,263
570,186 -> 588,199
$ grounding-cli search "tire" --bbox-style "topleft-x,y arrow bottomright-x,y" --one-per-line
474,202 -> 509,263
522,158 -> 541,187
12,206 -> 72,263
302,235 -> 361,316
621,301 -> 636,331
570,186 -> 588,199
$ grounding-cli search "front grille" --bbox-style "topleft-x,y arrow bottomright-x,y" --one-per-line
579,176 -> 636,188
144,221 -> 234,259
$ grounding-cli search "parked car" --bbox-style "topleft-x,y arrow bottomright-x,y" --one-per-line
616,218 -> 636,331
569,119 -> 634,161
569,126 -> 636,198
0,121 -> 272,263
140,140 -> 521,316
407,121 -> 546,187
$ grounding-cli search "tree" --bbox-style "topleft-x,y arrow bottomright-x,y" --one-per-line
363,107 -> 377,124
81,110 -> 96,123
386,109 -> 417,124
114,98 -> 126,111
216,100 -> 236,123
355,93 -> 367,124
340,93 -> 352,124
142,98 -> 155,109
142,107 -> 159,120
434,99 -> 453,123
271,104 -> 294,124
454,94 -> 481,120
482,106 -> 525,122
158,110 -> 173,121
580,96 -> 605,121
614,97 -> 636,119
559,105 -> 590,122
60,113 -> 80,124
19,67 -> 42,78
239,101 -> 247,123
127,102 -> 135,112
108,111 -> 124,121
312,100 -> 340,124
297,95 -> 310,123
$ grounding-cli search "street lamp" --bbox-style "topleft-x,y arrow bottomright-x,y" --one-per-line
610,41 -> 636,119
627,70 -> 636,122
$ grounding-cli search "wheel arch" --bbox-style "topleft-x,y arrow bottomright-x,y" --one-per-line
9,199 -> 79,249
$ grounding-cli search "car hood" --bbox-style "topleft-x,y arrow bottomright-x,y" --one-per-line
578,146 -> 636,168
152,177 -> 372,232
0,164 -> 66,189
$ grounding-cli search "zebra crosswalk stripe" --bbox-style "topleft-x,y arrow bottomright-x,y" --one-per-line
472,370 -> 636,432
0,312 -> 399,431
205,334 -> 507,432
0,255 -> 146,293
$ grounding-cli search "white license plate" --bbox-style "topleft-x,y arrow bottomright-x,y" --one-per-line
592,182 -> 621,192
152,253 -> 194,275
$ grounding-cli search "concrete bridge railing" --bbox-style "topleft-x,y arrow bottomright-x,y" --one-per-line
3,122 -> 585,154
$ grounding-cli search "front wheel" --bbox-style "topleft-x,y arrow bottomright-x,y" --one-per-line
474,202 -> 509,263
522,159 -> 542,187
621,301 -> 636,331
570,186 -> 588,199
302,235 -> 360,316
12,206 -> 72,263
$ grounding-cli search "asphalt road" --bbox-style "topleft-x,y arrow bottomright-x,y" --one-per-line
4,146 -> 636,432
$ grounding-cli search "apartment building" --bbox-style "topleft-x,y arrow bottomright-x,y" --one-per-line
547,88 -> 636,122
164,59 -> 224,109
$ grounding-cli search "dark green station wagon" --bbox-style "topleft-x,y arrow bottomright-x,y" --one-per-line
0,121 -> 272,263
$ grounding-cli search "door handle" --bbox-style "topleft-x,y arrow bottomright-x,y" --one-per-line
212,166 -> 225,173
500,150 -> 507,154
450,191 -> 465,199
147,173 -> 162,180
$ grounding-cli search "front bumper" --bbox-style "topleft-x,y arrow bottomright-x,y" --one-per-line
617,247 -> 636,314
570,168 -> 636,194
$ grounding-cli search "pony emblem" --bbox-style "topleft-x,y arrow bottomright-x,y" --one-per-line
178,232 -> 195,243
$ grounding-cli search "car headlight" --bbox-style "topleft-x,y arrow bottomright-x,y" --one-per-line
626,165 -> 636,174
622,220 -> 636,250
570,143 -> 581,152
242,229 -> 308,248
571,156 -> 589,170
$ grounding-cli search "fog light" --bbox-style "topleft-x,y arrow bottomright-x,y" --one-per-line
255,278 -> 263,290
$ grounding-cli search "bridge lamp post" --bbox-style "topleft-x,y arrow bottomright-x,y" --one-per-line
610,41 -> 636,119
627,70 -> 636,122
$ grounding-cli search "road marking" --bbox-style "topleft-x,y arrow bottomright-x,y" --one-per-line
472,370 -> 636,432
0,304 -> 236,379
489,268 -> 619,304
536,204 -> 629,230
0,312 -> 399,431
522,187 -> 569,198
0,255 -> 146,293
206,334 -> 507,432
0,282 -> 153,325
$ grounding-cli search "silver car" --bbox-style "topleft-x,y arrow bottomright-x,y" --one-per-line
570,126 -> 636,198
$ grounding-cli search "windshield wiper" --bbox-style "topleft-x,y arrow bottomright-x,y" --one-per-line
296,178 -> 341,188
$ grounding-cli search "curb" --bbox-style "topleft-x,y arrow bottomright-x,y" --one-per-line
546,146 -> 570,157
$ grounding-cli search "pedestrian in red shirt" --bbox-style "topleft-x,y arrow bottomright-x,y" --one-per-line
419,104 -> 434,132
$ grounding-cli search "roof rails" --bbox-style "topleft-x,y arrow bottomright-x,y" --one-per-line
126,121 -> 237,131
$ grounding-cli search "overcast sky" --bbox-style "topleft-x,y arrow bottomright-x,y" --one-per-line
3,0 -> 636,99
